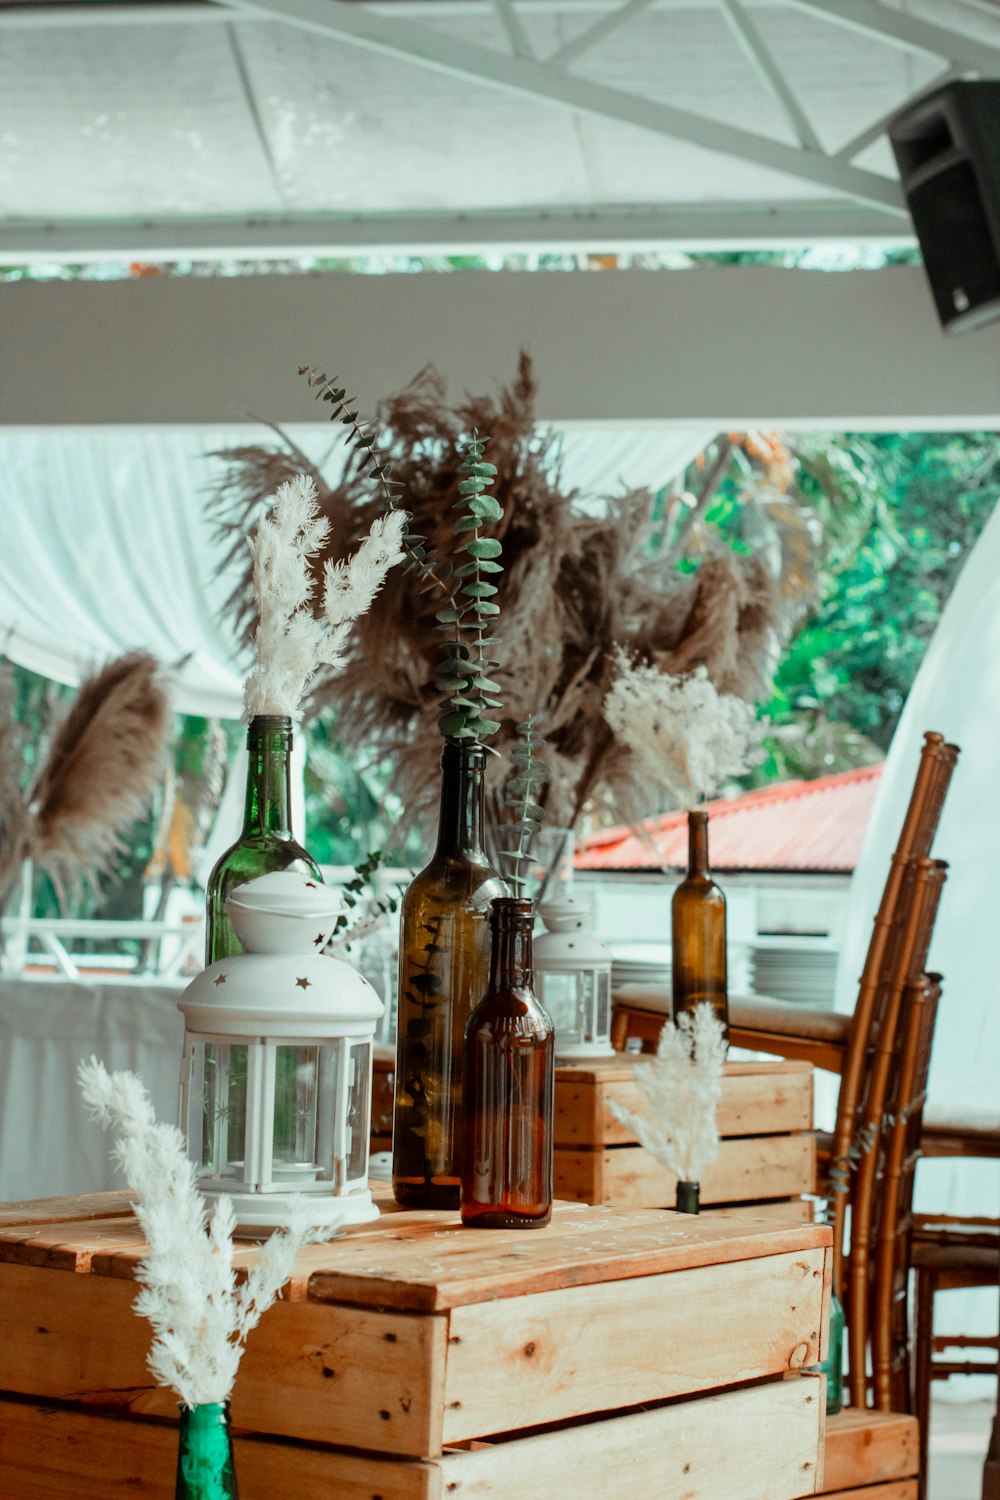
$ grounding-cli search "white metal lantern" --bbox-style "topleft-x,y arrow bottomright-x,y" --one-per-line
534,894 -> 614,1059
178,872 -> 383,1233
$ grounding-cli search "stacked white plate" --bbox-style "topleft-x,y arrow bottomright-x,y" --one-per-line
750,940 -> 838,1008
611,943 -> 671,990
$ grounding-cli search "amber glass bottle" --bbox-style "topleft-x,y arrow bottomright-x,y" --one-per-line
204,716 -> 320,965
461,897 -> 555,1229
671,809 -> 728,1039
392,742 -> 506,1209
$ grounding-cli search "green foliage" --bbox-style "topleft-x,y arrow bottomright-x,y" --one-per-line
498,717 -> 550,891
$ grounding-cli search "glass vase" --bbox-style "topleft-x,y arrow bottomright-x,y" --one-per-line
392,742 -> 506,1208
205,715 -> 320,965
461,897 -> 555,1229
175,1403 -> 239,1500
671,808 -> 729,1040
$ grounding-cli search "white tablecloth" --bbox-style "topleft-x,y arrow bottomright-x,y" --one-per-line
0,976 -> 186,1201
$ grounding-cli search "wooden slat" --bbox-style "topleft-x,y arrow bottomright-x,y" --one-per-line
0,1397 -> 439,1500
819,1486 -> 917,1500
0,1191 -> 135,1230
554,1058 -> 813,1149
0,1263 -> 448,1458
443,1247 -> 827,1444
441,1377 -> 825,1499
0,1379 -> 824,1500
304,1206 -> 830,1312
820,1409 -> 919,1491
555,1132 -> 816,1208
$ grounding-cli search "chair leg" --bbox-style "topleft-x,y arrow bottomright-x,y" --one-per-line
983,1411 -> 1000,1500
914,1267 -> 935,1500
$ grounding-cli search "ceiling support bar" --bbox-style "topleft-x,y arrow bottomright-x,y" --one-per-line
216,0 -> 907,213
547,0 -> 656,67
491,0 -> 536,61
717,0 -> 823,153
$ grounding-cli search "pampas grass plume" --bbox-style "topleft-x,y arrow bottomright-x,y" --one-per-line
79,1057 -> 333,1408
608,1004 -> 726,1184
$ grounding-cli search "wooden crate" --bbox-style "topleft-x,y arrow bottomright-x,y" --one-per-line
373,1053 -> 816,1211
554,1056 -> 815,1208
0,1186 -> 831,1499
819,1408 -> 920,1498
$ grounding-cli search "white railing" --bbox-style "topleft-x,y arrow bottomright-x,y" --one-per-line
1,916 -> 203,983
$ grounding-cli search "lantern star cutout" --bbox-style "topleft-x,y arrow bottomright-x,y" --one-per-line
295,976 -> 312,990
314,934 -> 326,947
212,973 -> 228,987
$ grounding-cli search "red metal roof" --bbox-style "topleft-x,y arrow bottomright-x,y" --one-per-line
576,763 -> 883,874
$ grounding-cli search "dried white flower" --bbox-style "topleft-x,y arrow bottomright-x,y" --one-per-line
78,1057 -> 333,1408
242,476 -> 407,720
608,1004 -> 726,1184
603,653 -> 762,810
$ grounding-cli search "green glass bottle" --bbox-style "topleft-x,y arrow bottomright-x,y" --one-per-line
204,716 -> 320,965
461,897 -> 555,1229
392,741 -> 506,1209
821,1292 -> 845,1414
671,809 -> 729,1040
175,1402 -> 239,1500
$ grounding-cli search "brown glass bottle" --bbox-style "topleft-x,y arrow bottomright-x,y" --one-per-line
671,809 -> 729,1039
461,897 -> 555,1229
204,716 -> 320,965
392,742 -> 506,1209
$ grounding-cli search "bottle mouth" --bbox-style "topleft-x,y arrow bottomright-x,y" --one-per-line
490,895 -> 534,927
246,714 -> 293,743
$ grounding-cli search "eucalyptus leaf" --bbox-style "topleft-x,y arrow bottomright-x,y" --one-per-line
462,538 -> 503,559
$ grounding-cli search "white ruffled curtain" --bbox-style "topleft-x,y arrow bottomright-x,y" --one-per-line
0,424 -> 712,717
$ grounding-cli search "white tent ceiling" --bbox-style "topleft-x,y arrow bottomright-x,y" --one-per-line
3,0 -> 999,261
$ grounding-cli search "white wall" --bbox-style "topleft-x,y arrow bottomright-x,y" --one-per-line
3,266 -> 999,428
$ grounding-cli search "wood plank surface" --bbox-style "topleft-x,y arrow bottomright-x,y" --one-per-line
443,1247 -> 827,1443
0,1262 -> 447,1457
820,1409 -> 919,1490
441,1377 -> 824,1499
0,1397 -> 439,1500
0,1190 -> 135,1230
0,1379 -> 823,1500
554,1058 -> 813,1148
555,1131 -> 816,1207
819,1486 -> 918,1500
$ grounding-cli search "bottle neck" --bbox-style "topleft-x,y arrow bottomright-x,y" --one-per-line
242,716 -> 294,839
686,811 -> 710,877
434,740 -> 487,859
488,897 -> 535,992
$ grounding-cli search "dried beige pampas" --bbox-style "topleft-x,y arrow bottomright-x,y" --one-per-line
0,652 -> 171,921
79,1058 -> 333,1408
608,1004 -> 726,1186
242,474 -> 407,720
603,656 -> 763,811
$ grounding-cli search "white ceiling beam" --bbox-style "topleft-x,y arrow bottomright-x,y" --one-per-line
832,66 -> 965,163
0,203 -> 914,263
785,0 -> 1000,75
547,0 -> 656,67
717,0 -> 823,153
214,0 -> 907,213
491,0 -> 536,60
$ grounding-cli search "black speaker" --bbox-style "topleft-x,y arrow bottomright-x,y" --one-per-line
889,80 -> 1000,335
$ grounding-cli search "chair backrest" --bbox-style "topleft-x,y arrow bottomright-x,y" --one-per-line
871,969 -> 942,1411
829,734 -> 957,1307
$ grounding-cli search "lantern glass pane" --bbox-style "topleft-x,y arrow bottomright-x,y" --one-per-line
580,970 -> 597,1042
539,971 -> 582,1044
595,970 -> 611,1042
195,1041 -> 249,1182
272,1045 -> 338,1184
346,1040 -> 372,1185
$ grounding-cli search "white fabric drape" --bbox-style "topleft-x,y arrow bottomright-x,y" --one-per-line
0,424 -> 713,718
0,977 -> 185,1200
834,498 -> 1000,1394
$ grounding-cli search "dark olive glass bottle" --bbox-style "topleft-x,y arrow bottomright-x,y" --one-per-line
671,809 -> 729,1039
204,715 -> 321,965
392,742 -> 506,1209
461,897 -> 555,1230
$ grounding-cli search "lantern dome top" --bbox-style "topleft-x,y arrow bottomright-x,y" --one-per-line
179,950 -> 383,1034
537,894 -> 593,934
227,871 -> 341,955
